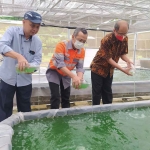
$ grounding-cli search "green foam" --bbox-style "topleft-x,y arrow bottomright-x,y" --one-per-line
16,67 -> 37,73
79,83 -> 89,89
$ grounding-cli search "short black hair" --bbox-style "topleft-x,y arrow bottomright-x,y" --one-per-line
73,28 -> 88,36
114,20 -> 129,31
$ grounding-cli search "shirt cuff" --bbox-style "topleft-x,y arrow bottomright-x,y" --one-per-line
57,62 -> 66,69
1,45 -> 12,55
76,68 -> 85,73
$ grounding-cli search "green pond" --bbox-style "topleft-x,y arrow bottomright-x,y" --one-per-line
12,107 -> 150,150
82,69 -> 150,83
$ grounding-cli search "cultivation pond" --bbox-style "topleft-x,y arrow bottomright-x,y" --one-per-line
12,107 -> 150,150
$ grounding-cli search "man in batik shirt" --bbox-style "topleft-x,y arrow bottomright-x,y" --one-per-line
91,20 -> 132,105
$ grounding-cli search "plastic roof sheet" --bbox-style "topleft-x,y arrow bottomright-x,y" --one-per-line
0,0 -> 150,32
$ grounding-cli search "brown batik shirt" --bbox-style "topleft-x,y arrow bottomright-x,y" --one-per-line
90,32 -> 128,78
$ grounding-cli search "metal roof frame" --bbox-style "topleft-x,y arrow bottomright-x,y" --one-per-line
0,0 -> 150,32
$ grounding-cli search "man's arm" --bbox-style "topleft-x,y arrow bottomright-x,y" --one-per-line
121,54 -> 133,68
99,37 -> 132,75
76,51 -> 85,80
54,43 -> 75,77
77,72 -> 84,80
5,51 -> 29,71
60,67 -> 82,89
0,27 -> 28,71
53,42 -> 81,89
0,27 -> 14,55
108,58 -> 131,75
60,67 -> 77,78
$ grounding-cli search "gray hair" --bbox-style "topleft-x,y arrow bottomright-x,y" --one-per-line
114,21 -> 129,31
73,28 -> 88,36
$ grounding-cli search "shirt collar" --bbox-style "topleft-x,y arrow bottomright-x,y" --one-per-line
67,40 -> 73,49
112,32 -> 116,40
18,27 -> 24,35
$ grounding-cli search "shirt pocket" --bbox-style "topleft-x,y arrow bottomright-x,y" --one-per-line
64,55 -> 70,62
73,58 -> 79,63
24,50 -> 35,62
73,53 -> 82,63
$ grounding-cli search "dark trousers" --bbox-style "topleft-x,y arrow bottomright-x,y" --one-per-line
49,80 -> 70,109
0,80 -> 32,122
91,71 -> 113,105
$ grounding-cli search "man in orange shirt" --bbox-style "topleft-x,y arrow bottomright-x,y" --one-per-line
91,20 -> 133,105
46,28 -> 88,109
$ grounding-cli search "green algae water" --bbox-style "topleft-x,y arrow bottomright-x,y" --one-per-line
81,69 -> 150,83
12,107 -> 150,150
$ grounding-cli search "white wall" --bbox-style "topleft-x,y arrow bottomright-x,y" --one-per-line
84,48 -> 128,68
84,49 -> 98,68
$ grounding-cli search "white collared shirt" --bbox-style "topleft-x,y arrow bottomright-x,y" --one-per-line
0,26 -> 42,87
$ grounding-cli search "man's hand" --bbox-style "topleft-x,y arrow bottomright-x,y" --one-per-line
126,61 -> 134,68
108,58 -> 134,76
60,67 -> 82,89
77,72 -> 84,81
17,55 -> 29,71
123,68 -> 132,76
72,75 -> 81,89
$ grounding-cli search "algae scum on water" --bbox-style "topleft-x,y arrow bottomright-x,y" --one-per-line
12,107 -> 150,150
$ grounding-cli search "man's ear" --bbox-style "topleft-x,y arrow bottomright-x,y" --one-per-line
22,19 -> 25,25
72,35 -> 75,41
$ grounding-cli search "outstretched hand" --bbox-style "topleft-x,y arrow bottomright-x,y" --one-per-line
17,55 -> 29,71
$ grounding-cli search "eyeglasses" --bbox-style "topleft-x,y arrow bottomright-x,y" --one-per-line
75,38 -> 87,44
116,31 -> 127,36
